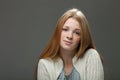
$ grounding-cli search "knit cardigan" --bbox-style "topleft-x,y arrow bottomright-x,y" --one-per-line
37,48 -> 104,80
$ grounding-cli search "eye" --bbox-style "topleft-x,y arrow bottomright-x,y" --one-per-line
62,28 -> 68,31
74,31 -> 81,35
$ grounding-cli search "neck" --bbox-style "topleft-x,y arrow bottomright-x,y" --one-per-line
60,48 -> 76,75
60,48 -> 76,67
60,49 -> 75,62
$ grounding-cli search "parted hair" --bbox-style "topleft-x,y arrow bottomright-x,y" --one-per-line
39,8 -> 96,60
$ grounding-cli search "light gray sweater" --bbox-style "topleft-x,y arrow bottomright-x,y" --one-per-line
37,48 -> 104,80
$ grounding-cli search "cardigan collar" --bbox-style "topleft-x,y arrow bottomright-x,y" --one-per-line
55,55 -> 78,79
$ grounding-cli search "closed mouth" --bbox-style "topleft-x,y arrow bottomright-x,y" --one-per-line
64,40 -> 72,44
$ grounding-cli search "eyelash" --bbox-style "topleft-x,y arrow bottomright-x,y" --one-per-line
62,28 -> 68,31
74,31 -> 80,35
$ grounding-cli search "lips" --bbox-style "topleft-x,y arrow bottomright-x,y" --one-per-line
64,40 -> 72,45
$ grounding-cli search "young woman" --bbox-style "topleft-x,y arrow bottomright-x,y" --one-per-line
37,8 -> 104,80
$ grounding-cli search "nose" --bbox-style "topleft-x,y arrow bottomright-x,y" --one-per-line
67,31 -> 73,40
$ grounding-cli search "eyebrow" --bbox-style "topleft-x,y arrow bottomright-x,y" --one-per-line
63,26 -> 69,28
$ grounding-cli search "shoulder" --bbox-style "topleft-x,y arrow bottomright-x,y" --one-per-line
37,58 -> 55,76
76,48 -> 101,64
84,48 -> 103,66
84,48 -> 100,58
38,58 -> 54,67
37,58 -> 56,80
82,48 -> 102,63
38,58 -> 63,68
38,58 -> 63,79
85,49 -> 104,80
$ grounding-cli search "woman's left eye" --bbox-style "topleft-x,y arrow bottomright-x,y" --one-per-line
74,31 -> 80,35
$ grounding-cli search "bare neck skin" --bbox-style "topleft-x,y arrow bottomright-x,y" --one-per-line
60,48 -> 76,75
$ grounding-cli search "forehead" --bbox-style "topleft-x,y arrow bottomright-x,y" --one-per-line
63,18 -> 81,29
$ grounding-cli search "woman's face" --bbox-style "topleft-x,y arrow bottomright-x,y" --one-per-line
60,18 -> 81,52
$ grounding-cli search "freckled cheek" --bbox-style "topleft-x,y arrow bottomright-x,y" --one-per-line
60,33 -> 65,41
75,37 -> 81,44
61,32 -> 66,38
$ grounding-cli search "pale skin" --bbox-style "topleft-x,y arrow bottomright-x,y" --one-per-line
60,18 -> 81,75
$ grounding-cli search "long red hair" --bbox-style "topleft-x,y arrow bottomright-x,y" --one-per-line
39,8 -> 96,60
35,8 -> 104,80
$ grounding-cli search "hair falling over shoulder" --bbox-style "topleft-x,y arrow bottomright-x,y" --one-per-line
35,8 -> 104,80
39,8 -> 97,59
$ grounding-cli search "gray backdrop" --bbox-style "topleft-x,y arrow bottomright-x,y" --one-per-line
0,0 -> 120,80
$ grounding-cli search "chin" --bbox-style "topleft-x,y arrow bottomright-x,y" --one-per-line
62,46 -> 73,51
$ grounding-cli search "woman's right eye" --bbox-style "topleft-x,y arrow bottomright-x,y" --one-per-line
62,28 -> 68,31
